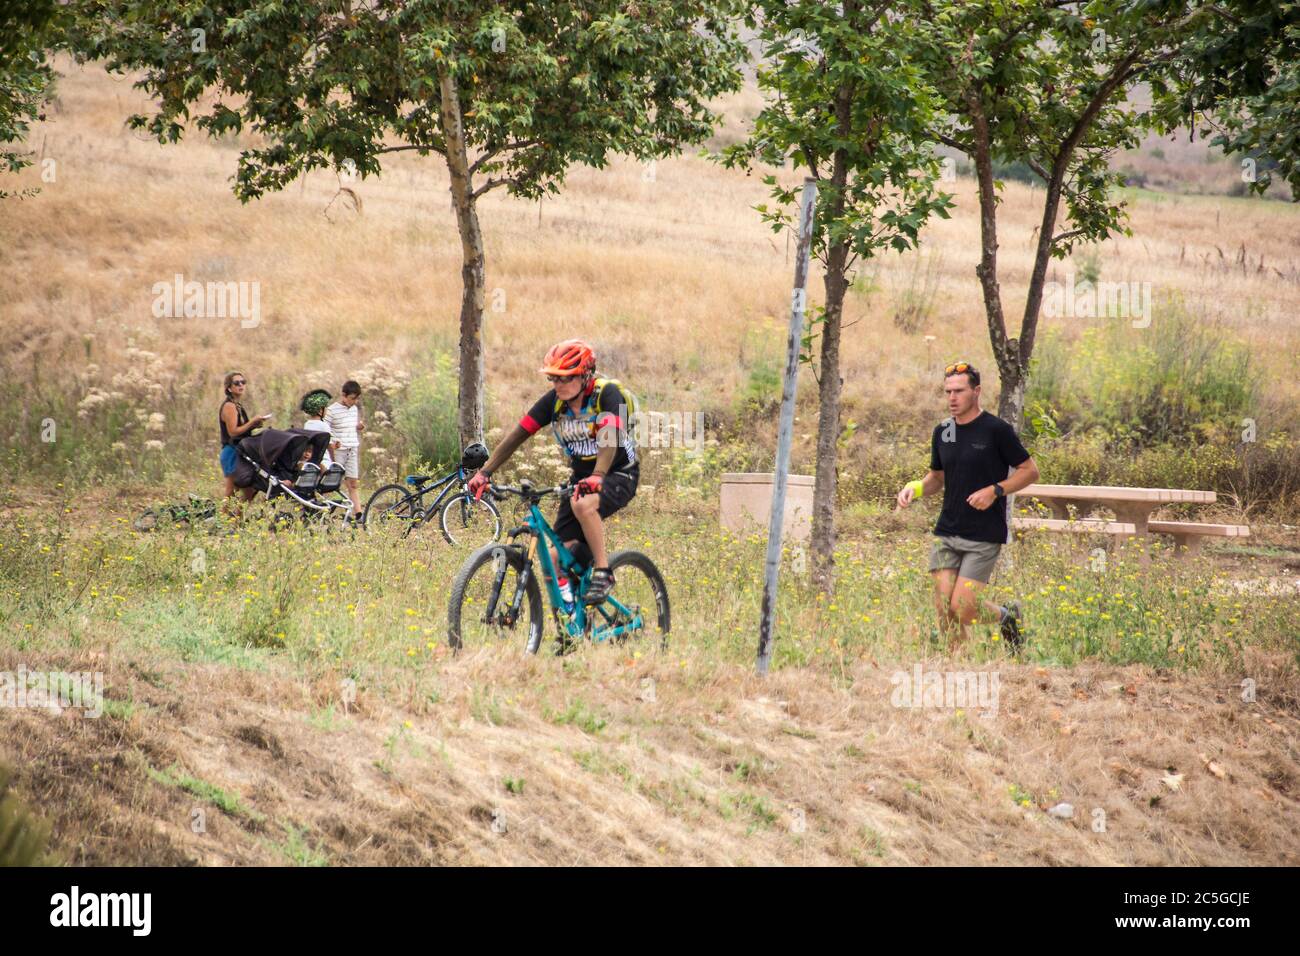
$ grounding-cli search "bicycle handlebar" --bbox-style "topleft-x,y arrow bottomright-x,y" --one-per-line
489,481 -> 576,502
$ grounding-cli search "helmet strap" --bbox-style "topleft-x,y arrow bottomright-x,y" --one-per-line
583,373 -> 596,397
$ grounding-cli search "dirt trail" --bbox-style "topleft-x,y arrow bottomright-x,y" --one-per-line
4,647 -> 1298,866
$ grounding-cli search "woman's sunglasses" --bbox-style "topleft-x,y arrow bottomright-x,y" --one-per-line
231,380 -> 247,386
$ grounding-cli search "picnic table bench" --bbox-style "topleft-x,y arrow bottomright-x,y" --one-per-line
1011,484 -> 1249,557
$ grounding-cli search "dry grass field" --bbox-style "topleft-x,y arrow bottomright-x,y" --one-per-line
2,62 -> 1299,866
5,63 -> 1300,464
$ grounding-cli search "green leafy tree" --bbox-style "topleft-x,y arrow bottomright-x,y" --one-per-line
722,0 -> 953,591
917,0 -> 1224,431
1161,0 -> 1300,197
78,0 -> 745,442
0,0 -> 63,199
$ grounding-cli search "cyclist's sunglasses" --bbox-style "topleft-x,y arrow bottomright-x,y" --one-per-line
944,362 -> 976,376
546,373 -> 581,384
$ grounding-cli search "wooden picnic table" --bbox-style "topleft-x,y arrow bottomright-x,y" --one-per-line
1018,484 -> 1216,536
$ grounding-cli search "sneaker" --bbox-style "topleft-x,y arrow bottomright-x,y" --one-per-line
582,568 -> 616,606
1000,601 -> 1023,652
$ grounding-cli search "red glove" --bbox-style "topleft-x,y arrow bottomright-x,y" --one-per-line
575,474 -> 604,498
468,471 -> 490,501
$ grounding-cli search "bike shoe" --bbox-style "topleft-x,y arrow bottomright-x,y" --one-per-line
1000,601 -> 1024,653
582,568 -> 616,606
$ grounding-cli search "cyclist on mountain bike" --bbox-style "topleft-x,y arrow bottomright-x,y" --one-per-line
467,339 -> 638,605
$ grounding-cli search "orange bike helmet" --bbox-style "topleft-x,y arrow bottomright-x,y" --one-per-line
540,339 -> 595,377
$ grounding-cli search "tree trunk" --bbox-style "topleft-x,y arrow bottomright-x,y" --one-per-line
966,95 -> 1028,433
811,252 -> 848,594
809,87 -> 854,594
439,65 -> 486,445
996,370 -> 1027,435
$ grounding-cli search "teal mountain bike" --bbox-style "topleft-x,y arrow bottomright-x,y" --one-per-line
446,480 -> 670,654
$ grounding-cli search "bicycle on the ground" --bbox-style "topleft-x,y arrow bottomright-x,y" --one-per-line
363,444 -> 502,546
446,480 -> 670,655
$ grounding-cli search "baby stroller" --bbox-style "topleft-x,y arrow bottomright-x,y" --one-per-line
232,428 -> 351,525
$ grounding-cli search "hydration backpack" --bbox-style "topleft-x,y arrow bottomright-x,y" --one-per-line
552,376 -> 640,428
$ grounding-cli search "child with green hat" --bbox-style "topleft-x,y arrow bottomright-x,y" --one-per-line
300,389 -> 334,469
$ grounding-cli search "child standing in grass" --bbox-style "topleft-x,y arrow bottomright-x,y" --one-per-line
325,380 -> 365,520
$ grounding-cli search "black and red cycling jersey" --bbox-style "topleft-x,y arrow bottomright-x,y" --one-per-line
520,379 -> 638,479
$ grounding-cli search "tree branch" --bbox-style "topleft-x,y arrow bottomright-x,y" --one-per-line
471,176 -> 519,199
1051,227 -> 1088,248
1054,49 -> 1143,168
469,138 -> 541,176
376,143 -> 445,157
799,139 -> 821,178
935,132 -> 971,155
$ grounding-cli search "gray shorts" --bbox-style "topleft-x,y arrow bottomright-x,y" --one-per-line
334,445 -> 360,480
929,535 -> 1002,583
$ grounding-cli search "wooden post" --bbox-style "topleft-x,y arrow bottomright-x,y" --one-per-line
757,178 -> 817,676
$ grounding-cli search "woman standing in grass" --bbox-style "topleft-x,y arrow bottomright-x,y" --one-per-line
220,371 -> 269,502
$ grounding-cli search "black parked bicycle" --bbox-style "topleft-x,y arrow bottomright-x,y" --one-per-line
362,442 -> 502,546
132,494 -> 218,532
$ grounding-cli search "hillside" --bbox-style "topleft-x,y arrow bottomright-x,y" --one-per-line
6,643 -> 1298,866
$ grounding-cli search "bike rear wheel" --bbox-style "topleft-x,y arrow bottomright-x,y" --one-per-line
447,543 -> 544,653
439,491 -> 502,547
363,483 -> 420,533
590,550 -> 670,650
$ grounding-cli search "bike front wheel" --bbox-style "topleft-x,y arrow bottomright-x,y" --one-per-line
447,542 -> 544,653
439,491 -> 502,547
590,550 -> 670,650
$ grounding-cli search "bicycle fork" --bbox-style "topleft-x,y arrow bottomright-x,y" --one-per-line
485,532 -> 537,628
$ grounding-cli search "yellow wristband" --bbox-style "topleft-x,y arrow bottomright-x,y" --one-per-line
906,479 -> 924,499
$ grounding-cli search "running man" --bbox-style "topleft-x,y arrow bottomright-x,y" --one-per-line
896,362 -> 1040,649
468,339 -> 638,605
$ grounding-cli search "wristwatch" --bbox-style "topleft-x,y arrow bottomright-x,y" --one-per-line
993,483 -> 1005,498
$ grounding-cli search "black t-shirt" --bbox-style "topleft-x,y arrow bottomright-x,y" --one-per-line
520,380 -> 638,479
929,411 -> 1030,544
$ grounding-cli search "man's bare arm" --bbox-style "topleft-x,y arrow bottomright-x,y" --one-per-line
1000,457 -> 1039,494
480,424 -> 531,476
591,421 -> 618,476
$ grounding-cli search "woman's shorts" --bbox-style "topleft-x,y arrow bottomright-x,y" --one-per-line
554,470 -> 638,547
220,444 -> 238,477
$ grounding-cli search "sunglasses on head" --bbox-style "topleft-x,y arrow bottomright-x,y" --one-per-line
944,362 -> 975,376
